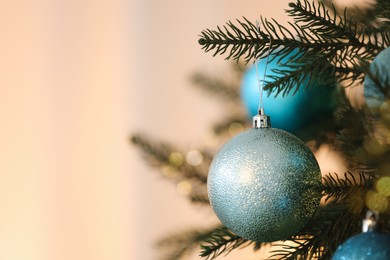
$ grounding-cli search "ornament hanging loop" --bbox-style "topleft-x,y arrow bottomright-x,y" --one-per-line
253,20 -> 272,129
254,20 -> 272,113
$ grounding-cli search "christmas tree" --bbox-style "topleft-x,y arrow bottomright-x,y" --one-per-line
132,0 -> 390,259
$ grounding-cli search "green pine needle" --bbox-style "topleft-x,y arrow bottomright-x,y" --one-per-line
212,117 -> 247,135
322,171 -> 374,203
130,134 -> 210,205
200,227 -> 264,260
198,0 -> 388,94
190,72 -> 241,101
270,202 -> 365,259
157,226 -> 222,260
130,134 -> 208,183
334,90 -> 369,167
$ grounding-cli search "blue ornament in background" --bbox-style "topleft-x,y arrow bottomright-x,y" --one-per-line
333,211 -> 390,260
332,232 -> 390,260
241,51 -> 335,133
364,46 -> 390,116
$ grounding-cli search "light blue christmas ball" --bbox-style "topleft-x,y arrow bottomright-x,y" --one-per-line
364,47 -> 390,115
332,232 -> 390,260
241,52 -> 335,133
208,127 -> 322,242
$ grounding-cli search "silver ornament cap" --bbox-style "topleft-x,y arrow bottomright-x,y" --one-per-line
362,210 -> 379,233
253,108 -> 271,128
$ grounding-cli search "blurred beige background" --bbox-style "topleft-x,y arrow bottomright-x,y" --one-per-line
0,0 -> 352,259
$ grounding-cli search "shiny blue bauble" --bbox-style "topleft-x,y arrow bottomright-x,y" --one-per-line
332,232 -> 390,260
241,52 -> 335,133
364,47 -> 390,116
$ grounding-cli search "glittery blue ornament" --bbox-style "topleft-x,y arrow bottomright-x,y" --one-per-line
241,52 -> 335,133
332,232 -> 390,260
364,47 -> 390,116
207,117 -> 322,242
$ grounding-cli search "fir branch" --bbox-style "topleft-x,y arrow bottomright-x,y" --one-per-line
156,226 -> 221,260
200,227 -> 264,259
288,0 -> 387,63
188,184 -> 210,205
270,202 -> 366,259
131,134 -> 213,205
270,238 -> 319,260
198,1 -> 386,62
200,227 -> 244,259
322,171 -> 374,203
334,86 -> 390,169
288,0 -> 352,41
213,116 -> 247,135
130,134 -> 208,183
334,90 -> 369,168
198,0 -> 388,94
131,134 -> 170,167
376,0 -> 390,23
199,17 -> 291,63
288,0 -> 383,49
189,192 -> 210,204
323,0 -> 390,33
264,53 -> 336,95
190,72 -> 241,101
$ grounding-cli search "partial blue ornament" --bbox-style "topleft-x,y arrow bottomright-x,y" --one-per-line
364,47 -> 390,115
241,51 -> 335,133
332,232 -> 390,260
207,127 -> 322,242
